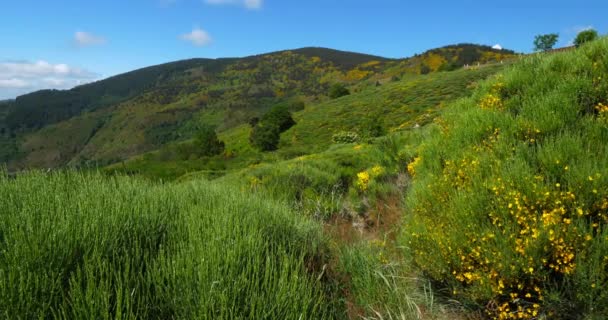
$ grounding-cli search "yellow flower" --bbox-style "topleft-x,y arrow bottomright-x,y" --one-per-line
407,156 -> 422,177
356,171 -> 371,191
370,165 -> 385,177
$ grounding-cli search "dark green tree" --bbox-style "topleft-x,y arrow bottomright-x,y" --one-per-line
361,115 -> 386,138
249,105 -> 296,151
420,64 -> 431,75
574,29 -> 598,47
263,105 -> 296,132
328,83 -> 350,99
250,123 -> 281,151
195,125 -> 225,157
533,33 -> 559,52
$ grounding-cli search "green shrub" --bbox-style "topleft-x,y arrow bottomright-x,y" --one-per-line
250,123 -> 281,151
403,38 -> 608,319
574,29 -> 599,48
328,83 -> 350,99
332,131 -> 360,144
360,115 -> 386,138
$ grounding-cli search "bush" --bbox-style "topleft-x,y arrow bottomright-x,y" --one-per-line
403,38 -> 608,319
195,124 -> 225,157
250,123 -> 281,151
328,83 -> 350,99
360,116 -> 386,138
574,29 -> 599,48
332,131 -> 360,144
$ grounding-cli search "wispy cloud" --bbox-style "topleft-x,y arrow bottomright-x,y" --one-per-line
205,0 -> 263,10
179,27 -> 212,47
74,31 -> 107,47
0,60 -> 98,99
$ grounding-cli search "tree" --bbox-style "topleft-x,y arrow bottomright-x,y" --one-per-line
361,115 -> 386,138
195,125 -> 225,157
263,105 -> 296,132
420,64 -> 431,75
249,105 -> 296,151
250,123 -> 281,151
574,29 -> 598,47
329,83 -> 350,99
534,33 -> 559,52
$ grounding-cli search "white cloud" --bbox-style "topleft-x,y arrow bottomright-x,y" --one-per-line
0,60 -> 98,99
205,0 -> 263,9
180,27 -> 212,47
0,79 -> 29,89
492,44 -> 503,50
74,31 -> 107,47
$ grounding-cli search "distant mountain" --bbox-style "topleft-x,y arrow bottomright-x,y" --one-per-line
1,44 -> 518,170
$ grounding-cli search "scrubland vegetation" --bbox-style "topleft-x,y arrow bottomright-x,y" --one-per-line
1,38 -> 607,319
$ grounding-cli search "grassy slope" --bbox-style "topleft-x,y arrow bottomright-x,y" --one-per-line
403,38 -> 608,318
281,64 -> 507,154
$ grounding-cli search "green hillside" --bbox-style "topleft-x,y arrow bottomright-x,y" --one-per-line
2,44 -> 517,172
1,37 -> 607,320
109,63 -> 509,180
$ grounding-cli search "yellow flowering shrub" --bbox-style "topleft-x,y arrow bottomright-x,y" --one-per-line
356,171 -> 371,192
407,157 -> 422,177
479,94 -> 503,110
370,165 -> 385,178
404,39 -> 608,320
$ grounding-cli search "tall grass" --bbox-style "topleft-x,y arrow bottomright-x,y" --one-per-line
0,170 -> 340,319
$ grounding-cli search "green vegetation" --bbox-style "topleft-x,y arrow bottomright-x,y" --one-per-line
534,33 -> 559,52
250,105 -> 296,151
1,44 -> 517,171
6,40 -> 606,319
329,83 -> 351,99
103,63 -> 506,181
574,29 -> 599,47
0,171 -> 340,319
404,38 -> 608,319
194,124 -> 225,156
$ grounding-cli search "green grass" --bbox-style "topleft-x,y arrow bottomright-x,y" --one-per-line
0,170 -> 341,319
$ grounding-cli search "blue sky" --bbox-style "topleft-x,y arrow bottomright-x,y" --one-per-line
1,0 -> 606,99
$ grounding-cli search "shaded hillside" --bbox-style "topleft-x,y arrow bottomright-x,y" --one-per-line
3,58 -> 236,131
3,44 -> 518,171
